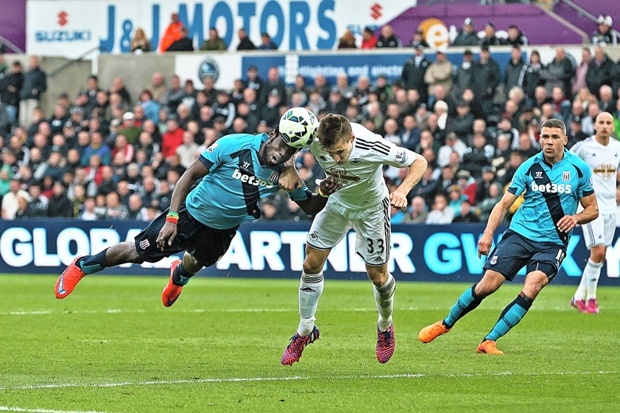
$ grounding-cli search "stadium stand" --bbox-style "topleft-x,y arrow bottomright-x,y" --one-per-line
1,1 -> 620,226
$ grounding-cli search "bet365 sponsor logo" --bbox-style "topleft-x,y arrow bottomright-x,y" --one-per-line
530,182 -> 572,194
232,169 -> 274,188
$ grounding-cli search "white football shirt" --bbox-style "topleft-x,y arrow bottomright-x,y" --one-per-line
571,136 -> 620,215
310,122 -> 419,215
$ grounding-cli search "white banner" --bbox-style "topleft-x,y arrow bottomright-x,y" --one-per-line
26,0 -> 415,58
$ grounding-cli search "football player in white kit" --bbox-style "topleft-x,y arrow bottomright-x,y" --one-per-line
570,112 -> 619,313
281,113 -> 427,365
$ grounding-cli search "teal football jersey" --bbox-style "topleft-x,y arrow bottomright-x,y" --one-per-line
185,133 -> 309,229
507,150 -> 594,246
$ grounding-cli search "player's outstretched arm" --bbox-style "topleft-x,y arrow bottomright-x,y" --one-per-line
478,191 -> 518,258
171,160 -> 209,208
295,176 -> 341,216
156,159 -> 209,250
390,156 -> 428,210
556,193 -> 599,233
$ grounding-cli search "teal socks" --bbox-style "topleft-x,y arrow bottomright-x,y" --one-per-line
484,292 -> 533,341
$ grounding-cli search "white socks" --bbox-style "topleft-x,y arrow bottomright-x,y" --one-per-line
374,274 -> 396,331
574,259 -> 602,300
296,271 -> 396,335
297,271 -> 324,336
585,259 -> 602,299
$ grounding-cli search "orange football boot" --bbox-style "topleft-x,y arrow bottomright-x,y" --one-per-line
162,259 -> 183,307
55,257 -> 86,299
418,321 -> 451,343
477,340 -> 504,355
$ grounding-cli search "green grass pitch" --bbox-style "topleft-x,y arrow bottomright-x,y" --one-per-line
2,274 -> 619,413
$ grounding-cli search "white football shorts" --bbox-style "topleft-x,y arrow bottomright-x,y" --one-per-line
307,197 -> 391,266
582,212 -> 616,248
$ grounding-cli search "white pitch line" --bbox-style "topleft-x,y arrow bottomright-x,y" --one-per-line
1,308 -> 357,316
0,406 -> 107,413
7,301 -> 610,317
7,311 -> 53,315
2,376 -> 306,391
2,371 -> 617,392
8,305 -> 584,316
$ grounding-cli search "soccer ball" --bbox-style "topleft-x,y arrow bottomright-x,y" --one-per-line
278,107 -> 318,149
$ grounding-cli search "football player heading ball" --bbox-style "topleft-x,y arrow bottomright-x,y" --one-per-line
280,113 -> 428,365
55,110 -> 341,309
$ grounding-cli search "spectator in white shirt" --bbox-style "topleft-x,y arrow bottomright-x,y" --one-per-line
437,132 -> 467,167
426,192 -> 455,224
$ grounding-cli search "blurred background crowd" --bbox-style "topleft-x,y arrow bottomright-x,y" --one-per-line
1,11 -> 620,226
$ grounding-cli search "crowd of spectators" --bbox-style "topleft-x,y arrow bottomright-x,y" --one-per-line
139,11 -> 618,56
139,9 -> 618,55
148,12 -> 278,53
1,15 -> 620,226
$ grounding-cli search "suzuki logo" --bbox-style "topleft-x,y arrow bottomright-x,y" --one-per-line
370,3 -> 383,20
58,11 -> 68,27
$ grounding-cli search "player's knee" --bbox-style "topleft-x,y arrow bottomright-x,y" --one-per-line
590,248 -> 606,263
303,254 -> 325,274
301,247 -> 324,274
522,277 -> 547,298
366,266 -> 389,287
476,271 -> 504,296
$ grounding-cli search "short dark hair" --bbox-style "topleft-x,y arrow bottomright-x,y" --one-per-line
317,113 -> 352,149
541,119 -> 566,136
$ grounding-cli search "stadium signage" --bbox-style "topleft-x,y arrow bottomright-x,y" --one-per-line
1,220 -> 619,286
34,30 -> 92,42
98,1 -> 340,52
173,49 -> 514,94
26,0 -> 414,56
0,227 -> 137,267
197,58 -> 219,82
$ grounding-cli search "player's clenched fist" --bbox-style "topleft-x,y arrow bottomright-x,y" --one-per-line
319,176 -> 342,196
389,191 -> 408,211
